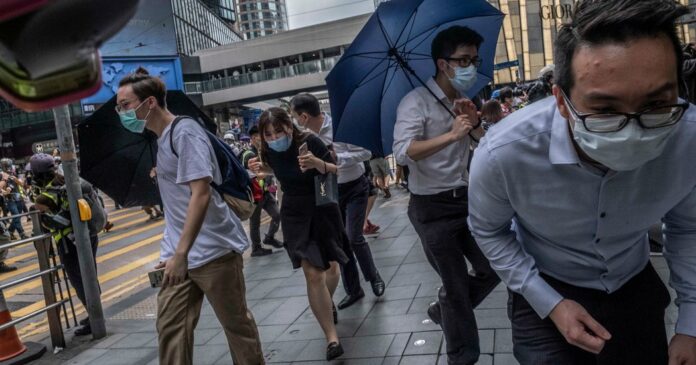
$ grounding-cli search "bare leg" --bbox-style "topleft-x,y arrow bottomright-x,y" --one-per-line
326,261 -> 340,297
302,260 -> 339,344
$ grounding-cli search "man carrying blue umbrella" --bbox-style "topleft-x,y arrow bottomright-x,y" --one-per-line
393,26 -> 500,365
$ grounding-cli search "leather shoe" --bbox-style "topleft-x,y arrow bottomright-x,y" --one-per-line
0,262 -> 17,273
263,235 -> 284,248
251,247 -> 273,257
427,301 -> 441,325
337,290 -> 364,310
371,275 -> 385,297
326,342 -> 344,361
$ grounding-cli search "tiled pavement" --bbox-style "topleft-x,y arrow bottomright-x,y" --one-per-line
37,188 -> 678,365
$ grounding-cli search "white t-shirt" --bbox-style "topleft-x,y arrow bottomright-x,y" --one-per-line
156,118 -> 250,269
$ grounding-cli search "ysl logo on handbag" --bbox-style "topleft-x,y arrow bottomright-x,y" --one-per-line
320,182 -> 327,196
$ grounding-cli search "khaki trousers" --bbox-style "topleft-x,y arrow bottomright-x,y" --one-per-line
157,252 -> 264,365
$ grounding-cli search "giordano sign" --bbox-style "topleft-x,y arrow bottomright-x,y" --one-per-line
540,3 -> 576,20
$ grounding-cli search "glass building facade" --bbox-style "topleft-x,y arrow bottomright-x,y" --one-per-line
487,0 -> 695,85
237,0 -> 288,39
199,0 -> 238,24
172,0 -> 243,55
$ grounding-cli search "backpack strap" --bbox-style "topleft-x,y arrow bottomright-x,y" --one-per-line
168,116 -> 188,158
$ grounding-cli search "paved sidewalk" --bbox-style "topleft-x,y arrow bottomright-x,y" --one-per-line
34,188 -> 678,365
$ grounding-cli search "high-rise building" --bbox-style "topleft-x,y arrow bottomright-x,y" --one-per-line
199,0 -> 238,25
237,0 -> 288,40
171,0 -> 243,55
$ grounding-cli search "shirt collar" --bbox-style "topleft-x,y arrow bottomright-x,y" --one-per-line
549,103 -> 581,165
426,77 -> 450,103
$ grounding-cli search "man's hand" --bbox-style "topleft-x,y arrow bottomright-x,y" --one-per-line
669,334 -> 696,365
453,98 -> 478,122
158,252 -> 188,288
549,299 -> 612,354
449,115 -> 477,141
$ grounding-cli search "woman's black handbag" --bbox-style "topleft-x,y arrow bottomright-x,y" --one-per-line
315,173 -> 338,206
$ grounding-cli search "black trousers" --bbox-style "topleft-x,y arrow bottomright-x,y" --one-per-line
249,192 -> 281,249
339,176 -> 379,296
408,189 -> 500,365
509,263 -> 670,365
57,235 -> 100,307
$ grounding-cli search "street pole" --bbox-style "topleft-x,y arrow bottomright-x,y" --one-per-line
51,105 -> 106,339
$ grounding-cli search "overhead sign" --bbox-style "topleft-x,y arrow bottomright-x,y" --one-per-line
494,60 -> 519,70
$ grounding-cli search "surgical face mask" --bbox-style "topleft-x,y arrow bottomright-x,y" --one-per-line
569,112 -> 677,171
447,63 -> 478,94
118,100 -> 151,133
267,135 -> 291,152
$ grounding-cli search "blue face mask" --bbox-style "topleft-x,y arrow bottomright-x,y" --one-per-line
267,135 -> 291,152
118,100 -> 150,133
447,64 -> 478,94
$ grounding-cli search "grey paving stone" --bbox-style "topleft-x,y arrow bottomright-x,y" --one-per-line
258,325 -> 291,343
264,284 -> 308,299
110,332 -> 158,348
373,248 -> 412,260
295,334 -> 394,361
493,353 -> 520,365
249,298 -> 287,323
373,256 -> 407,268
383,356 -> 402,365
196,314 -> 223,329
208,330 -> 228,345
415,282 -> 442,298
367,299 -> 413,318
494,329 -> 513,353
192,344 -> 231,365
478,291 -> 509,309
247,267 -> 294,281
407,297 -> 436,315
63,349 -> 108,365
474,309 -> 512,329
263,340 -> 310,363
396,262 -> 436,275
356,313 -> 440,336
403,331 -> 443,355
386,333 -> 411,357
89,348 -> 157,365
260,296 -> 309,325
276,319 -> 363,341
92,334 -> 129,349
246,278 -> 286,300
398,354 -> 438,364
477,354 -> 494,365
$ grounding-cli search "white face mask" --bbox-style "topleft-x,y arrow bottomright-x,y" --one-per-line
570,112 -> 676,171
446,63 -> 477,94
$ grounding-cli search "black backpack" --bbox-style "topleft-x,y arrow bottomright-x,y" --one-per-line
169,117 -> 255,220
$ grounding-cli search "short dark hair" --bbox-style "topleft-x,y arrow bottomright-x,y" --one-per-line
554,0 -> 689,95
499,87 -> 513,101
289,93 -> 321,117
118,67 -> 167,107
431,26 -> 484,70
248,125 -> 259,136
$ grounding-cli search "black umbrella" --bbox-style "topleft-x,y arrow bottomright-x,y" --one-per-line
78,90 -> 217,207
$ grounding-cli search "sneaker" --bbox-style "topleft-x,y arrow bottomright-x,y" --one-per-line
251,247 -> 273,257
263,235 -> 284,249
104,222 -> 114,232
0,262 -> 17,273
74,323 -> 91,336
384,188 -> 391,199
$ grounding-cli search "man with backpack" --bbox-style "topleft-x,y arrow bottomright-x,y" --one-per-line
116,68 -> 263,365
241,125 -> 283,257
29,153 -> 106,336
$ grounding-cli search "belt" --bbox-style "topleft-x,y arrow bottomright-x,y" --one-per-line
413,186 -> 468,199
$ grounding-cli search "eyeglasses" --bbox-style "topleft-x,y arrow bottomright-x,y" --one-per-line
115,100 -> 135,113
445,56 -> 482,68
562,91 -> 689,133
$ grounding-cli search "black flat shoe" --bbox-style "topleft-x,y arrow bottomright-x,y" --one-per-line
337,290 -> 365,310
326,342 -> 344,361
371,275 -> 385,297
332,304 -> 338,324
427,301 -> 441,325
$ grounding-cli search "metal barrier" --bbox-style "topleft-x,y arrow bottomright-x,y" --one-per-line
0,210 -> 68,349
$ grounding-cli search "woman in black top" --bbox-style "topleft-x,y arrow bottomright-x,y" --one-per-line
249,108 -> 348,361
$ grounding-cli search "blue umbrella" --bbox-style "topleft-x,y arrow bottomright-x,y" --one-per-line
326,0 -> 504,156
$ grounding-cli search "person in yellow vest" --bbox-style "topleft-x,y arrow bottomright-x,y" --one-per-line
30,153 -> 104,336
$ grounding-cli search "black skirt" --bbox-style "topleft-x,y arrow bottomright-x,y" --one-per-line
280,194 -> 350,270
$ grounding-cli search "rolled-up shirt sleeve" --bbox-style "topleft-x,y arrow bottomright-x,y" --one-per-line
336,143 -> 371,167
393,93 -> 424,166
467,140 -> 563,318
662,185 -> 696,337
